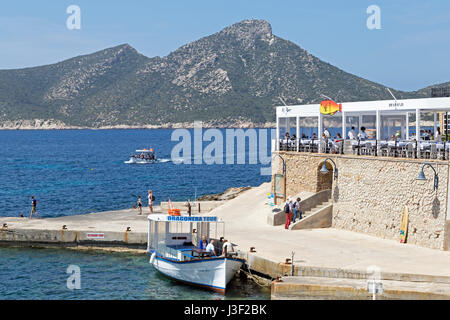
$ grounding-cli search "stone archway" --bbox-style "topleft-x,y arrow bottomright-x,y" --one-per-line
316,161 -> 333,192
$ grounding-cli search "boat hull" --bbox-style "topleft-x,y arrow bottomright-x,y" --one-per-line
150,254 -> 244,294
124,158 -> 157,164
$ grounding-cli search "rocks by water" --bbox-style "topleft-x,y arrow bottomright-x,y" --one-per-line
196,186 -> 252,201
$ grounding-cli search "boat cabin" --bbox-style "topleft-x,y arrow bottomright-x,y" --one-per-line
147,215 -> 225,261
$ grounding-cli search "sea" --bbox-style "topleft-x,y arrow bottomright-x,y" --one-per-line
0,129 -> 273,300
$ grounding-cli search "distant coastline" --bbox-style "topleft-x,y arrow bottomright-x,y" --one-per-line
0,119 -> 276,130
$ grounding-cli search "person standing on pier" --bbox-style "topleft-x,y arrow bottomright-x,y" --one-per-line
186,199 -> 192,217
148,190 -> 154,214
30,196 -> 39,219
137,195 -> 143,215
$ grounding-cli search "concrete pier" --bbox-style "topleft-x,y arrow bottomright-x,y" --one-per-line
0,208 -> 150,251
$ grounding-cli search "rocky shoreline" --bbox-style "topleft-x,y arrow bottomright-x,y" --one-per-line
0,119 -> 276,130
196,186 -> 252,201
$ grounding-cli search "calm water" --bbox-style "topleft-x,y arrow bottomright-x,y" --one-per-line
0,129 -> 272,299
0,247 -> 271,300
0,129 -> 271,218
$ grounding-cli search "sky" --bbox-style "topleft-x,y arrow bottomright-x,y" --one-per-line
1,0 -> 449,91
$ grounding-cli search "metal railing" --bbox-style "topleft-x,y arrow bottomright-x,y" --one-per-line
277,138 -> 449,160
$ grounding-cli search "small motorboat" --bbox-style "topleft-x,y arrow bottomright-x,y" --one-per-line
124,149 -> 157,164
147,214 -> 244,294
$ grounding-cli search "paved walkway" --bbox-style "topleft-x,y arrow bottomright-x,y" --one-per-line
207,183 -> 450,279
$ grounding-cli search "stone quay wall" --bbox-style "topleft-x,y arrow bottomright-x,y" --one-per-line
272,152 -> 450,250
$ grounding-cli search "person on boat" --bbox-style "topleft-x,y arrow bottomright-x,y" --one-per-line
206,239 -> 217,256
222,239 -> 233,257
199,235 -> 208,250
150,153 -> 155,161
137,195 -> 142,215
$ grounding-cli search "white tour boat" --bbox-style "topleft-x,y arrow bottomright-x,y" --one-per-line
147,214 -> 244,294
124,149 -> 157,164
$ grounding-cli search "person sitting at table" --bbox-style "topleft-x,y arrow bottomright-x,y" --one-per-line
423,130 -> 430,141
206,239 -> 217,256
311,133 -> 317,140
410,133 -> 417,141
291,134 -> 297,141
301,133 -> 307,139
435,128 -> 442,142
390,134 -> 397,141
348,126 -> 356,140
335,133 -> 343,142
285,132 -> 290,139
358,127 -> 368,141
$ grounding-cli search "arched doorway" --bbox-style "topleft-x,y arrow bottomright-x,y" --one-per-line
316,162 -> 333,192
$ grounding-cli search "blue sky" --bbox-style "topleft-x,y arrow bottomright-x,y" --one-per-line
1,0 -> 449,91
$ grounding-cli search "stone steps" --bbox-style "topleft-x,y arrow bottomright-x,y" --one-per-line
292,200 -> 331,223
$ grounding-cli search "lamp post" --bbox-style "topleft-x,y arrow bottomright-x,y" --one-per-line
416,163 -> 439,191
275,153 -> 286,175
320,158 -> 338,180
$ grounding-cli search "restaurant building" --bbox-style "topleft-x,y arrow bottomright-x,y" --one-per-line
272,97 -> 450,251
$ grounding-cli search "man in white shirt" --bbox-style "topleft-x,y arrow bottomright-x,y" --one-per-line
206,239 -> 217,256
348,127 -> 356,140
357,127 -> 368,140
222,239 -> 233,257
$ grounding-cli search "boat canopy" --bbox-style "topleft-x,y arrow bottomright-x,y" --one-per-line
136,149 -> 154,153
147,214 -> 225,259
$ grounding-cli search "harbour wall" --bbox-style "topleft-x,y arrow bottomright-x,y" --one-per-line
272,152 -> 449,250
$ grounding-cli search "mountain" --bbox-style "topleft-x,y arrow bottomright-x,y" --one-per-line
0,19 -> 439,129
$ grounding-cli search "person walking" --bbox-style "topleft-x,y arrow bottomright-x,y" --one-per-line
30,196 -> 39,219
293,197 -> 302,223
284,198 -> 293,229
148,190 -> 154,214
137,195 -> 143,215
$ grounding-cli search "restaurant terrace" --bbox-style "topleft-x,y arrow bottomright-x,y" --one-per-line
276,97 -> 450,159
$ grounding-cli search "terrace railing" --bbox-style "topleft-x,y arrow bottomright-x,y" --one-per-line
277,138 -> 449,160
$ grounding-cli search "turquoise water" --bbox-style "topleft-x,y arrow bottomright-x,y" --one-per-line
0,129 -> 272,218
0,247 -> 271,300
